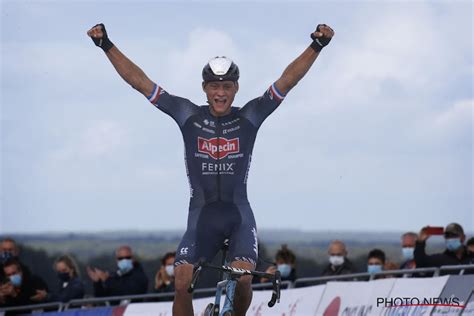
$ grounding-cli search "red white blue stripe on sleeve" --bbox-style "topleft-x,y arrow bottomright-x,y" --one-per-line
270,83 -> 285,101
147,83 -> 162,104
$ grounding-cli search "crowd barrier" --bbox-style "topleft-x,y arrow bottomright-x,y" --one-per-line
1,264 -> 473,316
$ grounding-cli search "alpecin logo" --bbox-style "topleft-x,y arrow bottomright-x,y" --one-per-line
198,137 -> 240,160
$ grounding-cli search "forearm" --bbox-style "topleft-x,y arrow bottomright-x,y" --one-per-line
275,47 -> 318,95
105,46 -> 154,97
414,240 -> 432,267
275,24 -> 333,96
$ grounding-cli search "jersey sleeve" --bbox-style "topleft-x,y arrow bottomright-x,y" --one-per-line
239,83 -> 286,129
147,83 -> 199,128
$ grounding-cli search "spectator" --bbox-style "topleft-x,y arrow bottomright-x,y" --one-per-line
415,223 -> 471,268
465,237 -> 474,264
261,245 -> 297,283
0,258 -> 48,307
400,232 -> 417,270
1,238 -> 41,308
1,238 -> 21,266
383,261 -> 400,278
367,249 -> 385,278
33,255 -> 85,303
154,252 -> 176,301
0,238 -> 32,280
87,245 -> 148,298
321,240 -> 355,276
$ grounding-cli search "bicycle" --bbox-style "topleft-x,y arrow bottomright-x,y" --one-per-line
187,239 -> 282,316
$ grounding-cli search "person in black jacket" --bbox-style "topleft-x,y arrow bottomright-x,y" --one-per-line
415,223 -> 471,270
0,258 -> 48,307
87,245 -> 148,298
467,237 -> 474,264
33,255 -> 85,303
321,240 -> 355,276
153,252 -> 176,301
0,238 -> 32,283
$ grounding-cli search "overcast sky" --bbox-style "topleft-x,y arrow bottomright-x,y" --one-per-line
1,0 -> 472,234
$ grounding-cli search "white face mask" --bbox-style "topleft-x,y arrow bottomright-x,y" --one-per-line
165,265 -> 174,277
329,255 -> 344,266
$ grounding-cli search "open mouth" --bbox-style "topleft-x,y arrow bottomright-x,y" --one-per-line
214,98 -> 227,107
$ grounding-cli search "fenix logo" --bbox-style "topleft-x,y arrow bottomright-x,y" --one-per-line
198,137 -> 240,160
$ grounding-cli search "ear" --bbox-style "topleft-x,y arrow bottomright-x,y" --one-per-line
202,81 -> 207,92
234,81 -> 239,93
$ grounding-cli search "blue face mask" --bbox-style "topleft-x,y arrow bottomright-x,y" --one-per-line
402,247 -> 414,261
367,265 -> 382,274
277,264 -> 292,278
9,274 -> 22,287
446,238 -> 462,251
117,259 -> 133,274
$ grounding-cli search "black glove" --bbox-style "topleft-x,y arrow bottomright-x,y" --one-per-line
310,24 -> 332,52
91,23 -> 114,53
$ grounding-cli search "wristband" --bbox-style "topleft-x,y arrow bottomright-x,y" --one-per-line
91,23 -> 114,53
310,24 -> 331,53
310,39 -> 324,52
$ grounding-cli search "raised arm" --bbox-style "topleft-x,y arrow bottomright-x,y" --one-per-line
274,24 -> 334,96
87,24 -> 155,98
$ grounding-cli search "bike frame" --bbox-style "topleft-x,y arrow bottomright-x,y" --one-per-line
214,239 -> 236,315
213,278 -> 237,314
188,239 -> 281,316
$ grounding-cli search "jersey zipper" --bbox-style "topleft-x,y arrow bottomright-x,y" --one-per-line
216,116 -> 221,201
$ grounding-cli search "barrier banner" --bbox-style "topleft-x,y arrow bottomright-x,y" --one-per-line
122,296 -> 238,315
378,276 -> 449,316
432,275 -> 474,316
246,285 -> 326,315
124,285 -> 326,316
35,306 -> 125,316
123,302 -> 172,316
461,291 -> 474,316
365,279 -> 398,316
314,278 -> 395,316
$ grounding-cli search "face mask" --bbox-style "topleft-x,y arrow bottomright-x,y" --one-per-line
445,238 -> 462,251
57,272 -> 71,282
117,259 -> 133,274
165,265 -> 174,277
277,264 -> 292,278
329,256 -> 344,266
9,274 -> 22,287
367,265 -> 382,274
1,252 -> 14,264
402,247 -> 414,261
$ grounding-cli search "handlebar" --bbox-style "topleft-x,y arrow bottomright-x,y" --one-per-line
187,260 -> 281,307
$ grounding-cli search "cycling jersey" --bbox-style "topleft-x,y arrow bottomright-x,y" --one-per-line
147,83 -> 285,266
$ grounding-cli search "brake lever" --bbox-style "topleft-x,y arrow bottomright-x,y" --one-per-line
267,270 -> 281,307
187,259 -> 206,293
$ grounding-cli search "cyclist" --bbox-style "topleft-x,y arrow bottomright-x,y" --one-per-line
87,23 -> 334,315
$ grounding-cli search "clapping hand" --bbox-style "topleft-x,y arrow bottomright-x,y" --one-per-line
87,266 -> 109,282
30,289 -> 47,302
